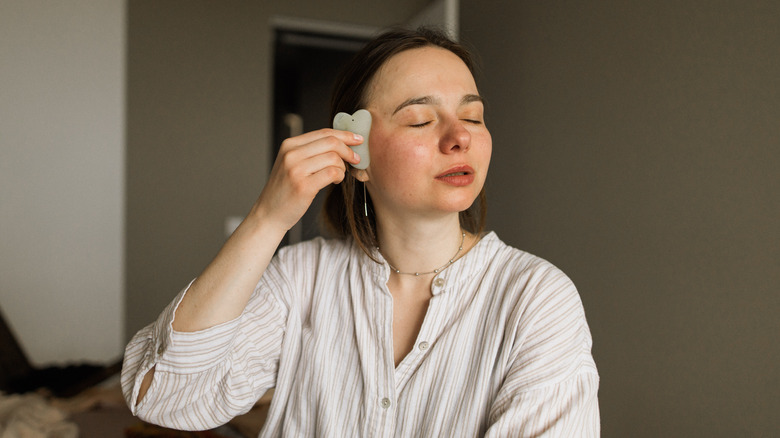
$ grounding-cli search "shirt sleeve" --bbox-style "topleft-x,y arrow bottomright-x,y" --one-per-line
120,278 -> 288,431
485,263 -> 600,437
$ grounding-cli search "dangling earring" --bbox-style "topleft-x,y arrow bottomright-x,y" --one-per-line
363,182 -> 368,217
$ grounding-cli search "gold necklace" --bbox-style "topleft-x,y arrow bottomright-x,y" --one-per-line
381,232 -> 466,276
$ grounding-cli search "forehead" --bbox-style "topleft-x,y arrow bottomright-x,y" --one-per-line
365,46 -> 477,109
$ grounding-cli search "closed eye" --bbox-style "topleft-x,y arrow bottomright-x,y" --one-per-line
462,119 -> 483,125
410,121 -> 432,128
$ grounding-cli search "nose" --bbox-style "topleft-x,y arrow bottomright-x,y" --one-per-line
439,118 -> 471,154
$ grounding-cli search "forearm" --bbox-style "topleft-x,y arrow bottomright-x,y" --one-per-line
173,207 -> 287,332
174,129 -> 360,332
127,127 -> 360,408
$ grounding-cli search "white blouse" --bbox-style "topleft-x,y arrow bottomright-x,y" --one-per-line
121,232 -> 600,437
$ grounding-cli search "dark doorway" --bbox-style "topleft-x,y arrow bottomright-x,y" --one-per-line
272,29 -> 369,246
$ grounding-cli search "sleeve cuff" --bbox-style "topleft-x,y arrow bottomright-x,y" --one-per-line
151,279 -> 243,373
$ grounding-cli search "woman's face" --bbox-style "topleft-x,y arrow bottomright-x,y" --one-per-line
363,46 -> 492,221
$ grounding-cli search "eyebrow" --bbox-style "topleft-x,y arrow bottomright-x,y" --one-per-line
461,94 -> 484,105
392,94 -> 484,115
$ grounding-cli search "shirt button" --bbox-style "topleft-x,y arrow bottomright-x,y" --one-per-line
380,398 -> 392,409
157,345 -> 165,356
418,341 -> 430,351
433,278 -> 445,288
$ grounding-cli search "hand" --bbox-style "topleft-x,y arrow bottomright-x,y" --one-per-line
251,128 -> 362,231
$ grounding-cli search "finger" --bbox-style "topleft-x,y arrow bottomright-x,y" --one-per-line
307,164 -> 349,189
284,134 -> 361,166
291,150 -> 348,181
285,159 -> 346,205
282,128 -> 364,151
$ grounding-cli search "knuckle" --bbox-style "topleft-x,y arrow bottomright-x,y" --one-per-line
324,135 -> 342,148
328,166 -> 344,181
279,137 -> 295,151
287,165 -> 304,181
329,149 -> 347,163
290,179 -> 309,197
281,149 -> 299,168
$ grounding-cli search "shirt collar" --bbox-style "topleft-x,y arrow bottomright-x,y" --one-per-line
358,231 -> 502,296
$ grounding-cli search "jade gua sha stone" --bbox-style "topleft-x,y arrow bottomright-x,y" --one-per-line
333,109 -> 371,170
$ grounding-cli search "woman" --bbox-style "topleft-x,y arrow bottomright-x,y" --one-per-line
122,28 -> 600,436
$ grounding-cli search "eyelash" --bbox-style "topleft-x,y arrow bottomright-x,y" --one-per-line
409,119 -> 482,128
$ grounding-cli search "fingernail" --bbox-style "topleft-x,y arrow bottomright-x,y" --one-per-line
353,151 -> 361,162
353,133 -> 363,141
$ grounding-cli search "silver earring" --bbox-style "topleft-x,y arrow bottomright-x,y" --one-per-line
363,182 -> 368,217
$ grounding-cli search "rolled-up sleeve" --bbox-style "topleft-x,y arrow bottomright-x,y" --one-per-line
120,279 -> 288,430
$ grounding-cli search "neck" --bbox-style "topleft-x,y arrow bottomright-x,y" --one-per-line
375,214 -> 466,277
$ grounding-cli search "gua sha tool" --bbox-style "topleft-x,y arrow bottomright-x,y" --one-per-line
333,109 -> 371,170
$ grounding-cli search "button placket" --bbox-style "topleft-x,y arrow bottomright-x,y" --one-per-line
419,278 -> 445,358
374,276 -> 396,418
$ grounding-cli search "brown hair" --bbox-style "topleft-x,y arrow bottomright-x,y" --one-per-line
322,27 -> 487,257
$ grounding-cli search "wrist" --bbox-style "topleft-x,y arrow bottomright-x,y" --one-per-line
242,203 -> 289,241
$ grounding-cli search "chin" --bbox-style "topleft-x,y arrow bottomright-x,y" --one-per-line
440,194 -> 481,213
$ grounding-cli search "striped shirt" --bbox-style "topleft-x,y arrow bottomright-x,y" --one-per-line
121,232 -> 599,437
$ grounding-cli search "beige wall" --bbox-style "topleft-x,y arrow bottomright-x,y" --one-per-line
461,1 -> 779,436
125,0 -> 432,338
0,0 -> 125,365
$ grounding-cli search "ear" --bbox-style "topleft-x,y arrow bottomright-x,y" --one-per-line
350,167 -> 369,182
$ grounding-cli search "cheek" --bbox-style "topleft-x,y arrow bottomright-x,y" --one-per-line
370,132 -> 430,184
475,130 -> 493,167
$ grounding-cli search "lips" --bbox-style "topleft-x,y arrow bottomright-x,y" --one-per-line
435,165 -> 475,186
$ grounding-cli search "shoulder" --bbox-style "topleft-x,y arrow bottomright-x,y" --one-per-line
478,234 -> 597,386
475,232 -> 576,297
265,236 -> 367,287
472,233 -> 586,332
272,236 -> 357,266
259,237 -> 359,308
